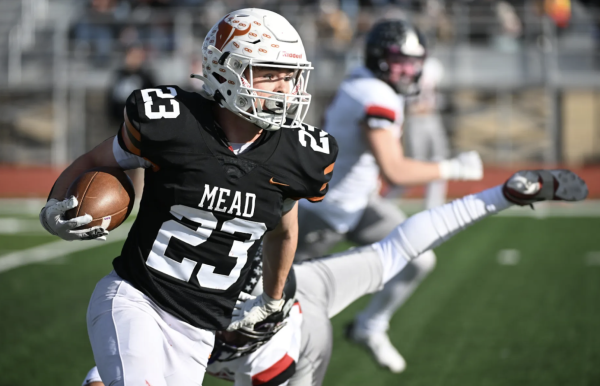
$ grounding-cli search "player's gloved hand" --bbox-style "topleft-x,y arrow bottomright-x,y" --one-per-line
39,197 -> 109,241
439,151 -> 483,181
226,291 -> 285,331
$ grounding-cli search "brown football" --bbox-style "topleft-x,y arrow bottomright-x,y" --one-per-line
65,167 -> 135,231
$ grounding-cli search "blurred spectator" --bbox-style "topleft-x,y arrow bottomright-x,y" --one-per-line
317,1 -> 354,50
74,0 -> 129,66
494,1 -> 523,51
107,45 -> 156,124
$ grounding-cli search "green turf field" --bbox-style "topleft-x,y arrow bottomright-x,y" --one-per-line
1,214 -> 599,386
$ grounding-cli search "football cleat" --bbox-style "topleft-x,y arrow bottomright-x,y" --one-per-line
345,322 -> 407,373
503,169 -> 588,206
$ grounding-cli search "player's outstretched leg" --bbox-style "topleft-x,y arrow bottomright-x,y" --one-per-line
345,169 -> 587,373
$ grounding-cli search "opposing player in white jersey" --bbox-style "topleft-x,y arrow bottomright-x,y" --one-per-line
83,169 -> 589,386
296,19 -> 483,372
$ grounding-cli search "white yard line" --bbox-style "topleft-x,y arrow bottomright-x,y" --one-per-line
0,218 -> 47,234
0,225 -> 131,274
584,252 -> 600,266
497,249 -> 521,265
0,198 -> 141,217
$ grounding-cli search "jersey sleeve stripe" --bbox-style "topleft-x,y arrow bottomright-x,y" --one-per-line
252,353 -> 296,386
124,109 -> 142,141
306,196 -> 324,202
144,157 -> 160,172
365,105 -> 396,122
320,183 -> 327,192
120,124 -> 142,156
324,162 -> 335,175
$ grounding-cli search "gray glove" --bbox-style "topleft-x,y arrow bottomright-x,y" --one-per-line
439,151 -> 484,180
226,292 -> 285,331
39,197 -> 109,241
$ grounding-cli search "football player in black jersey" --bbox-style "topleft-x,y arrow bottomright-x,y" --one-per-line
39,8 -> 337,386
82,169 -> 588,386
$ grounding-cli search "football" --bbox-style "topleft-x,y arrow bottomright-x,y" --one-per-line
65,167 -> 135,231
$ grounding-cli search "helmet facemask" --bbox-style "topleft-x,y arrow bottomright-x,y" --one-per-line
236,60 -> 312,130
381,50 -> 425,95
212,316 -> 289,362
194,47 -> 313,132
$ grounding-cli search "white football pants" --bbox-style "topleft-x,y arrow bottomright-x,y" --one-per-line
86,271 -> 215,386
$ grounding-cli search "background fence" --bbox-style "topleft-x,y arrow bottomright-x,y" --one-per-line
1,0 -> 600,169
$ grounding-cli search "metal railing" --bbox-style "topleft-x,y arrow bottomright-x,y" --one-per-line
0,1 -> 599,167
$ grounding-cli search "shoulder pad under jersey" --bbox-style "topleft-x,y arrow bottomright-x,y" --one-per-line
119,85 -> 209,161
270,124 -> 338,203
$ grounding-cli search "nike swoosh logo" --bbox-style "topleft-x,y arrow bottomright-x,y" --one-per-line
270,177 -> 289,187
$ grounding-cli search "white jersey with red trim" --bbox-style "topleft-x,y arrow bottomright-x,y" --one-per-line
299,66 -> 404,233
207,303 -> 303,386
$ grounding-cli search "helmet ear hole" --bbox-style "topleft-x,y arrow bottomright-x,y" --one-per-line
213,73 -> 227,84
227,90 -> 232,96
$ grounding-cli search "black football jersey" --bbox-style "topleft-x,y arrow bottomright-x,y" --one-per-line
114,85 -> 338,331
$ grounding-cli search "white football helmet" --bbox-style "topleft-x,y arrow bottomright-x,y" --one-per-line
192,8 -> 313,131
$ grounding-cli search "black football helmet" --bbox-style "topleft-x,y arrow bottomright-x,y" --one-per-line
365,19 -> 427,95
210,243 -> 297,363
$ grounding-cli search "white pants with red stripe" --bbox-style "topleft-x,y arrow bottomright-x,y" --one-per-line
86,271 -> 215,386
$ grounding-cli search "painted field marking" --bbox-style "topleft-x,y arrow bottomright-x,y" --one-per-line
0,224 -> 131,274
497,249 -> 521,265
0,218 -> 47,234
584,252 -> 600,266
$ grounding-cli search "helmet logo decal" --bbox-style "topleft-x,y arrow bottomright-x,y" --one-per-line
402,30 -> 425,56
249,32 -> 257,37
253,21 -> 261,26
233,42 -> 239,48
244,47 -> 252,53
258,48 -> 267,53
271,44 -> 279,48
215,17 -> 252,51
212,60 -> 218,64
262,33 -> 271,39
219,68 -> 226,72
228,80 -> 235,84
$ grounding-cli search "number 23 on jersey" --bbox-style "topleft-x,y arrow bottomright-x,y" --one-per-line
147,205 -> 266,291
